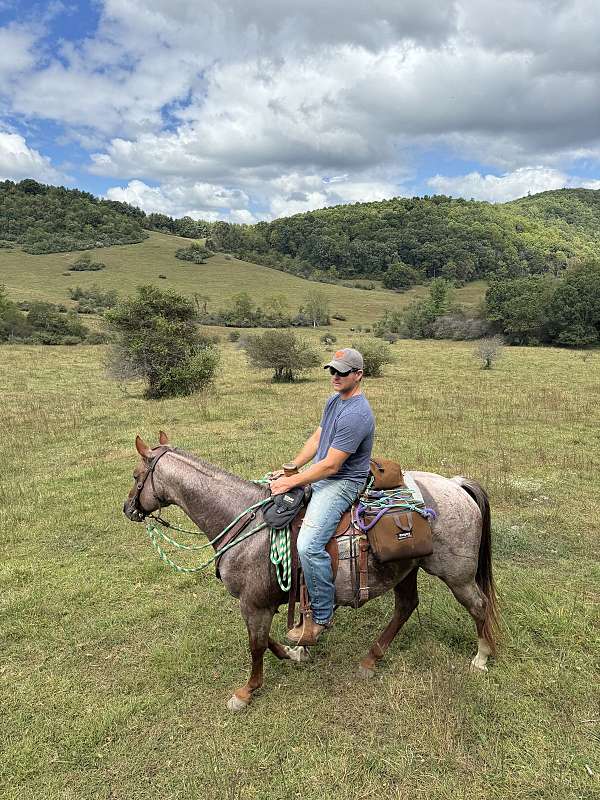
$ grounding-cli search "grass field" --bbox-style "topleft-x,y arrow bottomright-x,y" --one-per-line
0,232 -> 486,327
2,335 -> 599,800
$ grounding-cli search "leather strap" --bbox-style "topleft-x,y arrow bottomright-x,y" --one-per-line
359,537 -> 369,602
287,508 -> 305,629
214,511 -> 257,579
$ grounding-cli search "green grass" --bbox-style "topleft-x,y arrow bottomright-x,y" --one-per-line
0,231 -> 486,327
1,338 -> 599,799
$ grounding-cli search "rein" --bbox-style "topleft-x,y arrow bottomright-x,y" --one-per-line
140,473 -> 293,591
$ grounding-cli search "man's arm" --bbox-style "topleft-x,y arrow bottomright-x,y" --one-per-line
269,446 -> 349,494
290,426 -> 322,469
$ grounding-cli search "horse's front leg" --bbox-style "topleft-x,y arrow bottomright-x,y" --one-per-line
227,605 -> 275,712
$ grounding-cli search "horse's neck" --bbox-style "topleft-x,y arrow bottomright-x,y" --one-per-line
157,453 -> 266,542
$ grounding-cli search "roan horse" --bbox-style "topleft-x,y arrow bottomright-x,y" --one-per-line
124,433 -> 499,712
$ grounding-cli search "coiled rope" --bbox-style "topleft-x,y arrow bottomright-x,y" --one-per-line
143,476 -> 292,590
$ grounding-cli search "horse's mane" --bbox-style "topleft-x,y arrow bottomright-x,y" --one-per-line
163,447 -> 268,498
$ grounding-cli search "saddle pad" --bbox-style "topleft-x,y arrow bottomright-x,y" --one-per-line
402,471 -> 425,507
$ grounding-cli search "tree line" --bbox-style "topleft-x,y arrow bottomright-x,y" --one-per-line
372,260 -> 600,348
205,192 -> 600,284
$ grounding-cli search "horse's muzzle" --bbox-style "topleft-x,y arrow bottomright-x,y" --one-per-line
123,499 -> 145,522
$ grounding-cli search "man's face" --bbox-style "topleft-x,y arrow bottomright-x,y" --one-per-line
330,367 -> 362,392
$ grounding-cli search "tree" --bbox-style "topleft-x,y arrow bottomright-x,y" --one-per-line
301,289 -> 330,327
106,285 -> 219,398
382,261 -> 422,290
242,330 -> 319,381
544,260 -> 600,346
485,276 -> 554,344
476,336 -> 504,369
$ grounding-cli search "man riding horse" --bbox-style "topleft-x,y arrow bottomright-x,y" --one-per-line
269,347 -> 375,644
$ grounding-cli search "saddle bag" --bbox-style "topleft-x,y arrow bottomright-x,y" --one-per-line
365,510 -> 433,562
369,457 -> 404,490
263,487 -> 308,530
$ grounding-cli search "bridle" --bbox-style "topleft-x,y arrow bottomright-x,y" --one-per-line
130,445 -> 171,519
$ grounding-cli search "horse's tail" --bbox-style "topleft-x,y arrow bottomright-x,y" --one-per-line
454,477 -> 500,654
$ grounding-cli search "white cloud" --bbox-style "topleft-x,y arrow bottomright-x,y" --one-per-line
268,172 -> 401,217
0,22 -> 38,88
0,132 -> 64,183
426,166 -> 569,202
105,178 -> 254,220
3,1 -> 600,219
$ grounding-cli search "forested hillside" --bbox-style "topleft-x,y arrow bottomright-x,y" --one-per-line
0,179 -> 209,254
208,192 -> 600,284
3,181 -> 600,281
509,188 -> 600,239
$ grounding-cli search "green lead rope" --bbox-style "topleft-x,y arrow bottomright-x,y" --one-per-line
144,488 -> 293,591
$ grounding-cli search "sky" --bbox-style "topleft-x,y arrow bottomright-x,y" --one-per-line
1,0 -> 600,222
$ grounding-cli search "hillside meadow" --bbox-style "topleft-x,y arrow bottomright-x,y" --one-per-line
2,335 -> 599,800
0,231 -> 485,328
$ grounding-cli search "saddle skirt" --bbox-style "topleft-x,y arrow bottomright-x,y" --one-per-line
287,471 -> 434,627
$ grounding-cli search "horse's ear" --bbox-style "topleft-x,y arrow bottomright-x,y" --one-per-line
159,430 -> 170,445
136,435 -> 153,460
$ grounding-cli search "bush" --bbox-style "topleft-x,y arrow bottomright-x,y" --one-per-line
106,285 -> 220,398
320,334 -> 337,346
158,274 -> 167,279
69,285 -> 118,314
242,329 -> 320,382
476,336 -> 504,369
430,313 -> 490,340
175,243 -> 212,264
86,331 -> 110,345
352,338 -> 395,377
69,253 -> 106,272
228,331 -> 241,342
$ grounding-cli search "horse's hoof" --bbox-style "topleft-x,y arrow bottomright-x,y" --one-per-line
469,657 -> 489,673
227,694 -> 249,712
357,664 -> 375,679
284,645 -> 310,663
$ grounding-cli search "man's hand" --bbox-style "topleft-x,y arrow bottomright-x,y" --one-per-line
269,476 -> 299,495
268,468 -> 285,480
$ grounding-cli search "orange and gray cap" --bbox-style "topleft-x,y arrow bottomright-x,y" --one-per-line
323,347 -> 364,372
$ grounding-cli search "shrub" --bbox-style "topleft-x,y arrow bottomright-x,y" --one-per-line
69,253 -> 106,271
332,314 -> 347,321
320,334 -> 337,346
86,331 -> 110,345
242,329 -> 320,382
69,285 -> 118,314
352,338 -> 395,377
476,336 -> 504,369
26,303 -> 88,344
175,243 -> 212,264
106,285 -> 220,398
228,331 -> 241,342
158,274 -> 167,279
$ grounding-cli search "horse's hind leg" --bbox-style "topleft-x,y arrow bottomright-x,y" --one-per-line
445,579 -> 492,672
228,606 -> 275,712
358,568 -> 419,678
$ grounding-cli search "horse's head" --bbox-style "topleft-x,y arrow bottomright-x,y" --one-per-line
123,431 -> 172,522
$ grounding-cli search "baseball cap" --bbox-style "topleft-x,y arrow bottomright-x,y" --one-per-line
323,347 -> 364,372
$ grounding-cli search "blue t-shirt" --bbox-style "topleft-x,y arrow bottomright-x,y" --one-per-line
315,393 -> 375,481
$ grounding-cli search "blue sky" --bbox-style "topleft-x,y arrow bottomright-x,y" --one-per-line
1,0 -> 600,221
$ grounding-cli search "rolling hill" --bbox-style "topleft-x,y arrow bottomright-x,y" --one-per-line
0,231 -> 486,329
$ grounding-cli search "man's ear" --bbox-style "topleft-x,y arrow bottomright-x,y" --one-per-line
136,435 -> 153,460
159,430 -> 170,446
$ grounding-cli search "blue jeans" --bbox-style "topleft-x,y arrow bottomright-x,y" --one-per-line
297,478 -> 365,625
